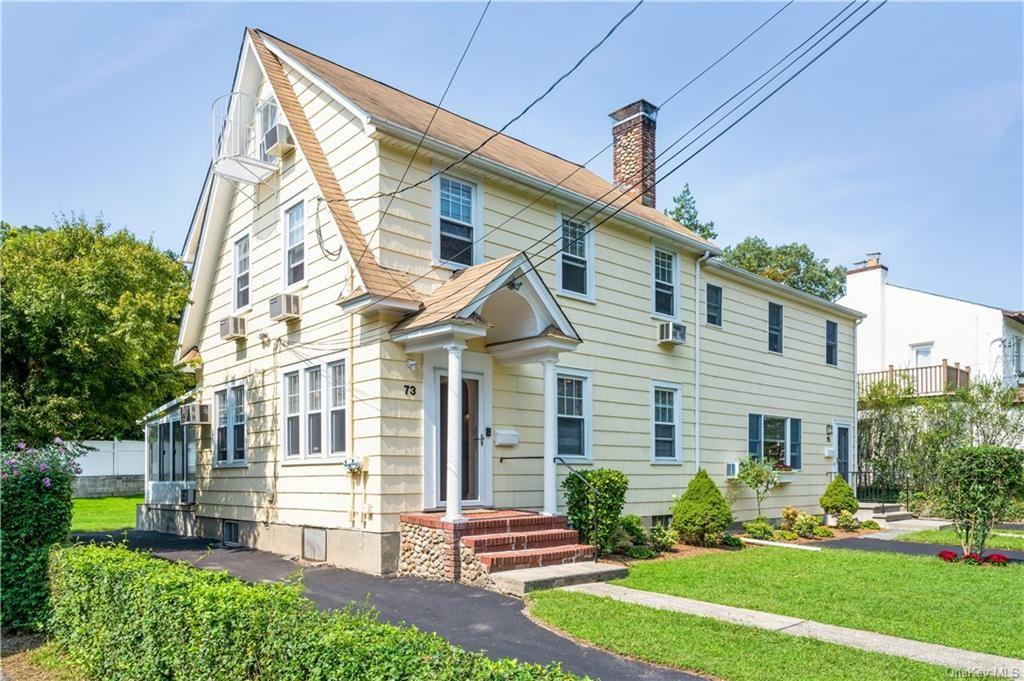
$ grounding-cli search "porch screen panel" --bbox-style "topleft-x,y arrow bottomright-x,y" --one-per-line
172,421 -> 184,481
158,422 -> 171,482
147,424 -> 160,480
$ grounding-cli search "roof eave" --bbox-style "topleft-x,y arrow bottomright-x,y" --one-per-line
707,260 -> 866,320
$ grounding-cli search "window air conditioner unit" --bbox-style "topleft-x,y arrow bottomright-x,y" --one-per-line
658,321 -> 686,345
180,488 -> 196,505
263,124 -> 294,158
179,403 -> 210,426
726,461 -> 740,480
220,316 -> 247,340
269,293 -> 301,321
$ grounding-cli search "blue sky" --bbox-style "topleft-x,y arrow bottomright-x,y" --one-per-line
3,2 -> 1022,308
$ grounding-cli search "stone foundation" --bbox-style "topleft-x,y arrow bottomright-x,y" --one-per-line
398,520 -> 494,589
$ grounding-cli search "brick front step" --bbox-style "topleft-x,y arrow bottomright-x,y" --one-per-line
462,528 -> 580,553
476,544 -> 595,573
458,514 -> 569,537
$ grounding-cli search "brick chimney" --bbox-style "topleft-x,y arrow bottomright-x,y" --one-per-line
610,99 -> 658,208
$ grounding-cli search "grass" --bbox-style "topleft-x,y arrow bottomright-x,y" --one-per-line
70,495 -> 142,533
529,590 -> 956,681
899,528 -> 1024,552
616,546 -> 1023,658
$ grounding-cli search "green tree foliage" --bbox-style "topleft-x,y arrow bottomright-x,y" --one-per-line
819,476 -> 859,516
561,468 -> 629,556
0,217 -> 192,444
858,378 -> 922,481
664,184 -> 718,240
922,376 -> 1024,450
722,236 -> 846,301
671,469 -> 733,546
936,446 -> 1024,555
736,457 -> 779,518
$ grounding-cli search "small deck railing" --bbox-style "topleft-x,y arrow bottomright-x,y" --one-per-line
858,361 -> 970,397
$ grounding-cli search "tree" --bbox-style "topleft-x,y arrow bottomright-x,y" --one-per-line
923,377 -> 1024,450
736,457 -> 779,519
858,378 -> 922,482
722,236 -> 846,301
664,184 -> 718,240
0,216 -> 193,445
937,445 -> 1024,556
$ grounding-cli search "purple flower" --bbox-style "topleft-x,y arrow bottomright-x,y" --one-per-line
16,442 -> 26,450
75,466 -> 83,475
12,469 -> 20,478
54,437 -> 63,446
38,463 -> 49,473
27,448 -> 36,454
42,477 -> 51,488
1,473 -> 6,481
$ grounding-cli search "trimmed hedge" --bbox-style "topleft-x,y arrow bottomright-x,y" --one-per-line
49,545 -> 582,680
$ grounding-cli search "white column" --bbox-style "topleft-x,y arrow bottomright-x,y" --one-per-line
444,344 -> 465,522
542,358 -> 558,515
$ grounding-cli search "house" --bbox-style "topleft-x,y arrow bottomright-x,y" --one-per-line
138,28 -> 863,581
840,254 -> 1024,396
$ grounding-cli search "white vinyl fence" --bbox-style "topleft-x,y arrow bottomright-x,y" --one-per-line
73,440 -> 145,498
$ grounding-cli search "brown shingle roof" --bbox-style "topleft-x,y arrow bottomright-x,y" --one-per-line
249,30 -> 419,303
254,29 -> 716,251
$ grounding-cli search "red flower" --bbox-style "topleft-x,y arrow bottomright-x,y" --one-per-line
937,550 -> 958,562
963,552 -> 985,565
986,554 -> 1009,565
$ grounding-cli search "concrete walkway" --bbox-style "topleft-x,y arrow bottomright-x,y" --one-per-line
562,582 -> 1024,678
73,530 -> 695,681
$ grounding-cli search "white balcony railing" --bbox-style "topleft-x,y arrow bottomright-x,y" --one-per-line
211,92 -> 276,185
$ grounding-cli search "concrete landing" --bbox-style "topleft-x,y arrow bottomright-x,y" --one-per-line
491,561 -> 627,597
871,517 -> 953,540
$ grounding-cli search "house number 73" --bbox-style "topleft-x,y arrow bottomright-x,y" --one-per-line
404,385 -> 417,396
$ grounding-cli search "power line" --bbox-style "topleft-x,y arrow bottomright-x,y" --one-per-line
357,0 -> 799,301
349,0 -> 492,272
330,0 -> 644,208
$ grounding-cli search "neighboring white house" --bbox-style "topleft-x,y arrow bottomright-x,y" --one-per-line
137,28 -> 864,581
839,254 -> 1024,395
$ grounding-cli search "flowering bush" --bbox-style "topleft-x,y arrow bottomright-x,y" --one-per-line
938,550 -> 958,562
1,438 -> 83,630
936,550 -> 1011,566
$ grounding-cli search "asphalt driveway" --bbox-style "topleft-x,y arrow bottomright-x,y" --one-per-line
73,530 -> 697,681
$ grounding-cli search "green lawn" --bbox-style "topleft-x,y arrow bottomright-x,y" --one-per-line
71,495 -> 142,533
616,546 -> 1023,658
529,590 -> 955,681
899,528 -> 1024,552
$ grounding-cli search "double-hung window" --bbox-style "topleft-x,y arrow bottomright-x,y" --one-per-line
258,101 -> 278,162
748,414 -> 801,470
438,175 -> 475,267
768,302 -> 784,353
825,320 -> 838,366
214,383 -> 247,465
234,234 -> 250,310
559,216 -> 591,297
1014,336 -> 1024,376
706,283 -> 722,327
284,201 -> 305,287
653,249 -> 675,317
651,381 -> 681,462
283,355 -> 347,461
556,369 -> 591,459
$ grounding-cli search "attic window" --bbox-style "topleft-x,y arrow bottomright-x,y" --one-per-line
258,100 -> 278,162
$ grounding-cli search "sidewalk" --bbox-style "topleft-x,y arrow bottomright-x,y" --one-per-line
562,582 -> 1024,678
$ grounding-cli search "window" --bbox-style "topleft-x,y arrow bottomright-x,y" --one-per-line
556,370 -> 591,459
1014,336 -> 1024,375
748,413 -> 802,470
559,216 -> 591,296
913,343 -> 932,367
768,302 -> 784,353
825,320 -> 838,366
284,201 -> 305,287
234,235 -> 250,310
258,101 -> 278,162
653,249 -> 675,317
329,361 -> 346,454
214,384 -> 246,465
147,419 -> 191,482
282,355 -> 347,461
651,382 -> 681,462
438,175 -> 475,266
706,284 -> 722,327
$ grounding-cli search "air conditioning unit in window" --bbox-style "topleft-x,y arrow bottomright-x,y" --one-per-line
657,321 -> 686,345
179,403 -> 210,426
219,316 -> 247,340
269,293 -> 301,321
263,124 -> 294,158
726,461 -> 740,480
179,488 -> 196,505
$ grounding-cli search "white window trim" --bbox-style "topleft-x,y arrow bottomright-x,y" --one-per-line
281,193 -> 308,292
280,351 -> 348,464
650,245 -> 679,321
910,342 -> 934,367
212,378 -> 247,468
233,230 -> 252,313
555,366 -> 594,462
748,412 -> 802,471
556,210 -> 596,303
431,170 -> 484,270
650,380 -> 683,464
768,301 -> 784,355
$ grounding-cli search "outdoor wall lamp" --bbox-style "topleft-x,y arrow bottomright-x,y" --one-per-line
825,424 -> 834,443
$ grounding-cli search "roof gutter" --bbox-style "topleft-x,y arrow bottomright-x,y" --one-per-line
370,118 -> 722,257
707,259 -> 865,320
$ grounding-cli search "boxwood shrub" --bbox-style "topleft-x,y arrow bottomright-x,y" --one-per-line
49,544 -> 581,680
672,469 -> 733,546
819,476 -> 859,516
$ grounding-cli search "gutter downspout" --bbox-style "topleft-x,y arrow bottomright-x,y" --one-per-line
694,251 -> 712,473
